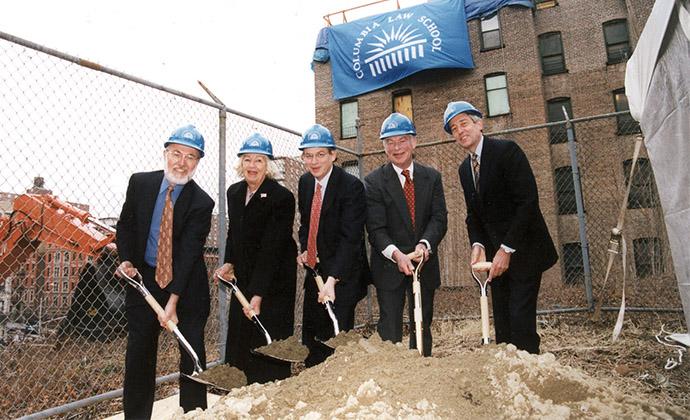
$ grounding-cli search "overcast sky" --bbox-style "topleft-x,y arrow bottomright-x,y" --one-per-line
0,0 -> 425,132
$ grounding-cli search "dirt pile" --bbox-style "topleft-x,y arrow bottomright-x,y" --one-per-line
173,331 -> 686,419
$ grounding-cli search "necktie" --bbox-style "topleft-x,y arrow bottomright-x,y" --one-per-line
471,153 -> 480,193
401,169 -> 415,229
306,183 -> 322,268
155,185 -> 174,289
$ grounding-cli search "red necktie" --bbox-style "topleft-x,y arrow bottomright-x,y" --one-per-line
155,185 -> 174,288
306,183 -> 322,268
401,169 -> 415,229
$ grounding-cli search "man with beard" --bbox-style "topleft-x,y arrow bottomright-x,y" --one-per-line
116,125 -> 214,419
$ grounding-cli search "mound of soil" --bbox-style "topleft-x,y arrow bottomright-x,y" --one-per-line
174,330 -> 687,419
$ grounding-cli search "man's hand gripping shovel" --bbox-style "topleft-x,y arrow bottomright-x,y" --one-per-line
117,268 -> 246,391
303,264 -> 340,337
216,274 -> 307,363
472,261 -> 493,345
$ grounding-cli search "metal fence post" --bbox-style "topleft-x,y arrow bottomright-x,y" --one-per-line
563,107 -> 594,308
355,117 -> 374,326
217,109 -> 228,361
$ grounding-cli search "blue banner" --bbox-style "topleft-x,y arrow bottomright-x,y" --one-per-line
465,0 -> 533,20
327,0 -> 473,99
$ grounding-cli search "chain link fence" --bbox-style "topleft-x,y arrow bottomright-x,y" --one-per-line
0,30 -> 682,418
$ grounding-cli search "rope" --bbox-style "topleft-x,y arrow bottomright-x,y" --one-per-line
655,324 -> 687,370
593,135 -> 643,341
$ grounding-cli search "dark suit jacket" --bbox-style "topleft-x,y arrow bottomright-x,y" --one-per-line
298,165 -> 368,302
116,170 -> 214,313
365,162 -> 448,291
459,137 -> 558,279
223,178 -> 297,355
224,178 -> 297,300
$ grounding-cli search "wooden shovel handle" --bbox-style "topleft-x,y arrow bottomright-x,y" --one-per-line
144,294 -> 177,333
480,295 -> 491,345
472,261 -> 492,272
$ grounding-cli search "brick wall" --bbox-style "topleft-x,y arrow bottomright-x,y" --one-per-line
313,1 -> 665,308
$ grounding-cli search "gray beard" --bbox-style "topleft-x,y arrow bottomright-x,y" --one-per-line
164,166 -> 195,186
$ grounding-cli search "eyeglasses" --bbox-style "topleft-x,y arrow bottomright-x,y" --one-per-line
384,138 -> 411,149
166,149 -> 199,164
302,151 -> 330,162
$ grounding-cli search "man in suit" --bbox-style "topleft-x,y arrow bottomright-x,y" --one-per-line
445,101 -> 558,354
365,113 -> 448,357
116,125 -> 214,419
297,124 -> 369,367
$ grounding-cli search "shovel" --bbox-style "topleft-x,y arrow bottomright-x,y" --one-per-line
117,269 -> 246,391
408,251 -> 425,356
303,264 -> 340,337
471,261 -> 493,345
217,274 -> 307,363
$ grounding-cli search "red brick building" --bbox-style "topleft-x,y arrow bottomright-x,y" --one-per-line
312,0 -> 668,307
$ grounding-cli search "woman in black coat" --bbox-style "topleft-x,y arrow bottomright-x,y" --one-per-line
215,133 -> 297,384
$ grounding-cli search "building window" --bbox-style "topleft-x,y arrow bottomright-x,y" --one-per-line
480,14 -> 501,50
392,90 -> 413,121
603,19 -> 630,64
554,166 -> 580,215
613,88 -> 640,135
341,160 -> 360,178
562,242 -> 584,284
340,100 -> 358,139
484,73 -> 510,116
624,158 -> 658,209
539,32 -> 566,75
53,266 -> 60,278
535,0 -> 558,9
547,97 -> 574,144
633,237 -> 663,277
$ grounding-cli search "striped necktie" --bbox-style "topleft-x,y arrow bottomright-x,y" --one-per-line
471,153 -> 480,193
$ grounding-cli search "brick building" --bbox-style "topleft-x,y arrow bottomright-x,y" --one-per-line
312,0 -> 669,306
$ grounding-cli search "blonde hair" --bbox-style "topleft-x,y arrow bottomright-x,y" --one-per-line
234,154 -> 277,179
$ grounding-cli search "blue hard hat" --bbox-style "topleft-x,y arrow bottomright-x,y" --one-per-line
165,124 -> 205,157
237,133 -> 274,160
299,124 -> 336,150
380,113 -> 416,139
443,101 -> 483,134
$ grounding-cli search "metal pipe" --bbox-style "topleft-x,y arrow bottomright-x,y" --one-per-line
196,81 -> 229,361
563,108 -> 594,308
599,306 -> 684,313
19,359 -> 223,420
354,117 -> 374,327
217,109 -> 229,361
537,307 -> 591,315
0,30 -> 302,137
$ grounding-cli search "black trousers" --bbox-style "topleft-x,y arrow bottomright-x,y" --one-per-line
123,265 -> 207,419
490,271 -> 542,354
302,275 -> 358,368
376,280 -> 435,356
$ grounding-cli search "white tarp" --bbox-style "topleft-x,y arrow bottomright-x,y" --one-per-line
625,0 -> 690,341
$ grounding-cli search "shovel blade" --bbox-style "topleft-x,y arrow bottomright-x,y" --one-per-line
184,364 -> 247,392
252,335 -> 309,363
